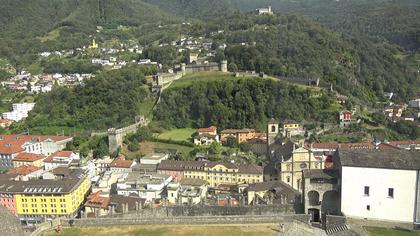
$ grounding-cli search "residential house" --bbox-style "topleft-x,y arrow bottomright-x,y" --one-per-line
339,111 -> 354,128
167,178 -> 208,205
12,153 -> 45,168
335,149 -> 420,223
0,119 -> 13,128
0,134 -> 72,170
93,156 -> 113,174
221,129 -> 256,144
109,156 -> 136,173
409,99 -> 420,109
193,126 -> 219,146
140,153 -> 169,165
157,160 -> 203,180
6,165 -> 44,181
109,194 -> 145,213
282,120 -> 303,137
85,191 -> 110,217
116,172 -> 172,203
43,151 -> 80,170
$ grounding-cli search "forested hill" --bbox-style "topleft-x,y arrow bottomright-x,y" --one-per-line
154,77 -> 335,130
209,14 -> 418,101
145,0 -> 420,50
0,0 -> 173,59
19,66 -> 153,132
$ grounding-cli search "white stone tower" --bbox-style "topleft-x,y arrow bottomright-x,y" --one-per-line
220,60 -> 228,72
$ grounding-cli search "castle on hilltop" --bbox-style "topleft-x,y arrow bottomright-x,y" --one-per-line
256,6 -> 273,15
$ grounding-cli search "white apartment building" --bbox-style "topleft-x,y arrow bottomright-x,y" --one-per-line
2,103 -> 35,121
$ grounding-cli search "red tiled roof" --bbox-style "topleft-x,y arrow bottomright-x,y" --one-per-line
43,151 -> 74,163
198,126 -> 217,133
7,165 -> 42,176
388,140 -> 420,146
306,142 -> 400,150
110,159 -> 134,168
13,152 -> 44,162
86,191 -> 109,209
221,129 -> 255,134
50,151 -> 73,158
0,140 -> 25,154
0,134 -> 72,154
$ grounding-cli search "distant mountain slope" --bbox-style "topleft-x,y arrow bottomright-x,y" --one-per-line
143,0 -> 234,19
209,13 -> 418,100
0,0 -> 174,59
0,0 -> 171,37
145,0 -> 420,50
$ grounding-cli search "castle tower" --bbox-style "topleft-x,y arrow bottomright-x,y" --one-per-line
181,63 -> 186,75
220,60 -> 228,73
267,118 -> 279,157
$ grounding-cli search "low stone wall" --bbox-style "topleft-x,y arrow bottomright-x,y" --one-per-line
105,204 -> 295,218
62,214 -> 303,227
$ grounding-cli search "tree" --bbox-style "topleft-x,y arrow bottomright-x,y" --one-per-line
226,137 -> 238,148
135,127 -> 152,142
93,140 -> 109,159
228,62 -> 238,72
239,142 -> 252,153
372,112 -> 386,125
209,142 -> 222,157
128,141 -> 140,152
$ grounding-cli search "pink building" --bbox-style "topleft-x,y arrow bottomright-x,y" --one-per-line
0,182 -> 18,215
157,160 -> 205,181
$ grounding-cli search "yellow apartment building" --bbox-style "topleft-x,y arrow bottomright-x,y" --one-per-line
183,162 -> 263,187
15,174 -> 90,221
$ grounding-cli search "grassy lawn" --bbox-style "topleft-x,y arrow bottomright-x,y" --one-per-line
169,72 -> 239,89
364,226 -> 420,236
122,141 -> 194,159
157,128 -> 196,142
42,224 -> 278,236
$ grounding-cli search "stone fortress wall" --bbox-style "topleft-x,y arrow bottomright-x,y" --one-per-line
108,116 -> 148,153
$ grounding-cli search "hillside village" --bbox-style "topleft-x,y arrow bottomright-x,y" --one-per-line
0,1 -> 419,235
0,115 -> 419,235
0,29 -> 420,235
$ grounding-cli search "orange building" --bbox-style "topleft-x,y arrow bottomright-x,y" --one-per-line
220,129 -> 258,144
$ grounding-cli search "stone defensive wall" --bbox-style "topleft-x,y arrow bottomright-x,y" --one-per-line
108,116 -> 148,153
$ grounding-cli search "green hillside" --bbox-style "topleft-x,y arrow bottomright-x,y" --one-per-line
208,14 -> 418,100
146,0 -> 420,50
15,66 -> 155,133
155,75 -> 336,130
0,0 -> 174,60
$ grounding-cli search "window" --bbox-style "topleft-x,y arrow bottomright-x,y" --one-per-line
366,205 -> 370,211
271,125 -> 276,132
286,176 -> 290,183
364,186 -> 369,196
388,188 -> 394,198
